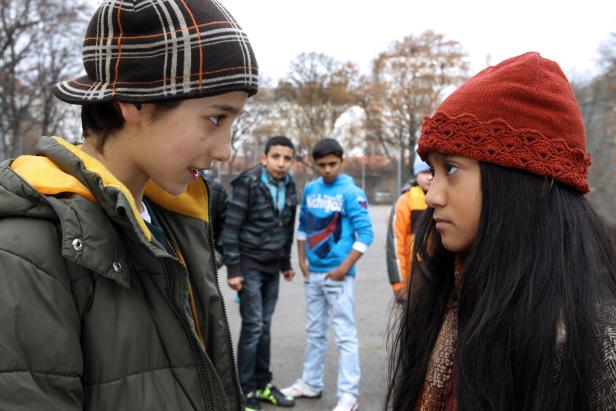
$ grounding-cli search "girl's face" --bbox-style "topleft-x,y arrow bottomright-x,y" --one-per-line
425,153 -> 482,253
126,91 -> 247,196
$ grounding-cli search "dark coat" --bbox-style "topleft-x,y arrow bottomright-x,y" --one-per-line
203,172 -> 228,256
222,165 -> 297,278
0,137 -> 242,410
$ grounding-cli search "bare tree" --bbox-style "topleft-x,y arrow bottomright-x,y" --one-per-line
275,52 -> 360,162
226,86 -> 283,174
0,0 -> 89,159
581,30 -> 616,224
358,30 -> 468,183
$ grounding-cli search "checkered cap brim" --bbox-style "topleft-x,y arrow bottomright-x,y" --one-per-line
53,0 -> 258,104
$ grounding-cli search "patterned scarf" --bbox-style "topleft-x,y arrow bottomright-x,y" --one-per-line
415,259 -> 465,411
414,260 -> 616,411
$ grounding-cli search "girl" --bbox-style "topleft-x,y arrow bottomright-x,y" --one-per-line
386,52 -> 616,410
0,0 -> 257,410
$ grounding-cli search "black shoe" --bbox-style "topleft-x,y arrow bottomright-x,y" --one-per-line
257,383 -> 296,407
245,390 -> 263,411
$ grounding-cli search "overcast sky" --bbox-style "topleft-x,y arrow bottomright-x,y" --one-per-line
223,0 -> 616,83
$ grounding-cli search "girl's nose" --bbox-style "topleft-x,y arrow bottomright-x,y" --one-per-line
425,180 -> 445,208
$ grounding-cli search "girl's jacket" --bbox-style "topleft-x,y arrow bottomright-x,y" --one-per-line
297,174 -> 373,275
0,137 -> 242,410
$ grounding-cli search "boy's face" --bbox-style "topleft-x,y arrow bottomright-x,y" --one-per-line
416,171 -> 433,192
261,145 -> 294,180
315,154 -> 343,184
128,91 -> 247,195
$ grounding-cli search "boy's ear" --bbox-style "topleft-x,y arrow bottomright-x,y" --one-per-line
260,153 -> 267,165
116,101 -> 143,124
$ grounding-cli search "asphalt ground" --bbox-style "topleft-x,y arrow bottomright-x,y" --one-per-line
220,205 -> 396,411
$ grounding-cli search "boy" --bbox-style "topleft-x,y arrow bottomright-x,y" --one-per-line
385,154 -> 431,303
0,0 -> 257,409
223,136 -> 297,411
282,138 -> 374,411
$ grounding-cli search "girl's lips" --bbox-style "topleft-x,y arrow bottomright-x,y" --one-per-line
435,221 -> 450,230
434,218 -> 452,230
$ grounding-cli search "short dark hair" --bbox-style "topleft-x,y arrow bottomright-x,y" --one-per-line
81,99 -> 183,152
264,135 -> 294,155
312,138 -> 343,160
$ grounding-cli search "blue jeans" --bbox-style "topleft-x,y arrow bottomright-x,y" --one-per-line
237,269 -> 280,393
301,272 -> 359,399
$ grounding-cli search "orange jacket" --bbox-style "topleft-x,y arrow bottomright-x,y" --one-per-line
385,186 -> 427,292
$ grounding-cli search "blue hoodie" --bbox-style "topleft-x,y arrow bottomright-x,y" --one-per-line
297,174 -> 374,276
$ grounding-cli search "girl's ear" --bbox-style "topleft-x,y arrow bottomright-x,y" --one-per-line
115,101 -> 143,124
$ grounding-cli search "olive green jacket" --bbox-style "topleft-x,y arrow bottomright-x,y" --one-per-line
0,137 -> 243,410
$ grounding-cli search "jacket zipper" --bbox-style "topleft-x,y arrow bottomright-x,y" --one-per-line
204,178 -> 244,409
162,259 -> 215,411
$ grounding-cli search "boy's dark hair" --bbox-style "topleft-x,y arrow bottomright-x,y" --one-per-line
312,138 -> 343,160
81,100 -> 182,152
264,135 -> 294,155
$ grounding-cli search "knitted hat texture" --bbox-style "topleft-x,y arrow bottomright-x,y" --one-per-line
417,52 -> 590,193
53,0 -> 258,104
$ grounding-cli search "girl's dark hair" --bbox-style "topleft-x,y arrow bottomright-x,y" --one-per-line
81,99 -> 183,152
312,138 -> 343,160
385,163 -> 616,411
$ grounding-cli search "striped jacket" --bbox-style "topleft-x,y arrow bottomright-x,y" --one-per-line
222,165 -> 297,278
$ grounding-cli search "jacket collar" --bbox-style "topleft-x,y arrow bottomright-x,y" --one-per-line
8,136 -> 209,286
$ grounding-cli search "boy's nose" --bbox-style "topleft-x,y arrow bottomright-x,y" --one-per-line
210,141 -> 231,162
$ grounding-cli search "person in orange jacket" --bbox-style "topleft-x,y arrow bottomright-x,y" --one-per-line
385,154 -> 432,302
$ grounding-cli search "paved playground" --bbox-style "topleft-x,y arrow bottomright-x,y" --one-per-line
221,204 -> 395,411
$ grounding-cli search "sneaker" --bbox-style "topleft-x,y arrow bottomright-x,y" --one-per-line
332,393 -> 358,411
280,379 -> 322,399
245,390 -> 263,411
257,383 -> 295,407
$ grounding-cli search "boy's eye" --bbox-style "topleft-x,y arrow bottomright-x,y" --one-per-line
208,115 -> 225,125
428,167 -> 435,177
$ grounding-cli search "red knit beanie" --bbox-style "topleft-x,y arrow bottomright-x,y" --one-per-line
417,52 -> 591,193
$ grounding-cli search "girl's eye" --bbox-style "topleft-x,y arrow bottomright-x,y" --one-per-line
208,115 -> 225,125
446,164 -> 460,175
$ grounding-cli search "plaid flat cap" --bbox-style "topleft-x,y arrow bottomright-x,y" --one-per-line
53,0 -> 258,104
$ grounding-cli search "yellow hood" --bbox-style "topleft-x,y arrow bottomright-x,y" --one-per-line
10,137 -> 209,242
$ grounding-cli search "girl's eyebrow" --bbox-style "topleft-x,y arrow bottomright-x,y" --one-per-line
427,152 -> 445,166
431,153 -> 464,164
431,152 -> 447,161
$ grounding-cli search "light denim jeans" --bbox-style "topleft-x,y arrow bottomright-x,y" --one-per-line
301,272 -> 360,399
